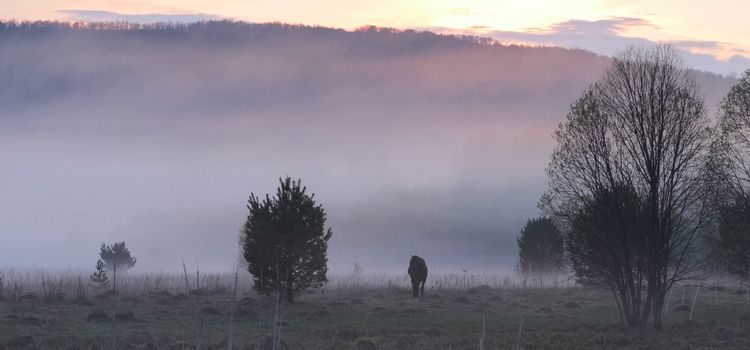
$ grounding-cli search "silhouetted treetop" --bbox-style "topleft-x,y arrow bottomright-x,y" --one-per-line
516,217 -> 564,275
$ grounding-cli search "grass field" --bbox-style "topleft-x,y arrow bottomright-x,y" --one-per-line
1,271 -> 749,349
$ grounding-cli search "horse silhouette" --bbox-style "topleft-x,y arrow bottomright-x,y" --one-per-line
407,255 -> 428,297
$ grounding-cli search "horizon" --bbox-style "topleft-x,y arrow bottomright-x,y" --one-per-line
0,19 -> 734,77
2,0 -> 749,76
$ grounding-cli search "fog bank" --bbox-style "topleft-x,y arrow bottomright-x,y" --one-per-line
0,22 -> 736,273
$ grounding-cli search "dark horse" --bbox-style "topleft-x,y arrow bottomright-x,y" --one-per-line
407,255 -> 428,297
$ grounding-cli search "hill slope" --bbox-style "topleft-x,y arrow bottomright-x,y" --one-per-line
0,21 -> 737,272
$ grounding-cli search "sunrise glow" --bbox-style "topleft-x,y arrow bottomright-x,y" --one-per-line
2,0 -> 749,66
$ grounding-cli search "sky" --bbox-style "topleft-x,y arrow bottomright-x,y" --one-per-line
2,0 -> 750,75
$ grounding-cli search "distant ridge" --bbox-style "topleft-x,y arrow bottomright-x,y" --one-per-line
0,20 -> 590,52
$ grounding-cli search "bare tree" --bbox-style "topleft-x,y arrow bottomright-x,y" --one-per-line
544,45 -> 714,330
714,70 -> 750,198
710,70 -> 750,283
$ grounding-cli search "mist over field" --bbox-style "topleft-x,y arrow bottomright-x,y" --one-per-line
0,22 -> 737,273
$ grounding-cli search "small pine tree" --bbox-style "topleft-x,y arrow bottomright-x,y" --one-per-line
90,259 -> 109,286
99,242 -> 137,292
517,217 -> 564,275
241,177 -> 332,303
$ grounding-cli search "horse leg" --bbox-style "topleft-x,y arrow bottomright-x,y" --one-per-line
411,279 -> 418,297
420,279 -> 425,296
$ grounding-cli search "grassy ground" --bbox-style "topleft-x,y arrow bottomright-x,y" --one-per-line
1,283 -> 750,349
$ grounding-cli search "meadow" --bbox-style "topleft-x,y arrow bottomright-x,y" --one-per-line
1,270 -> 749,349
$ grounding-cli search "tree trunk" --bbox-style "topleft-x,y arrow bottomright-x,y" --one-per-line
619,289 -> 643,327
640,291 -> 652,326
613,292 -> 626,327
652,298 -> 664,330
617,283 -> 652,328
285,269 -> 294,303
625,302 -> 644,327
652,283 -> 665,330
113,261 -> 118,293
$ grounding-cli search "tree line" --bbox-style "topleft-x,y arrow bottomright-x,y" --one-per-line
0,20 -> 518,50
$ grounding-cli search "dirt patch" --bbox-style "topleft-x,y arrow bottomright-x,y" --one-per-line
564,301 -> 580,309
673,304 -> 691,312
115,310 -> 135,322
87,309 -> 112,323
